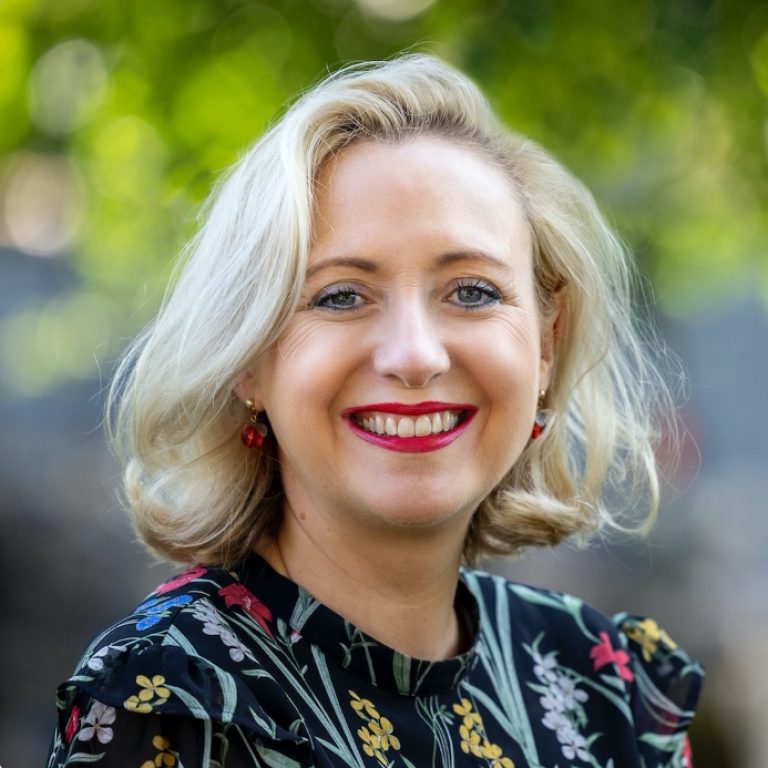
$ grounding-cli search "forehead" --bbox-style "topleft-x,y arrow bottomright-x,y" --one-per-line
311,136 -> 531,256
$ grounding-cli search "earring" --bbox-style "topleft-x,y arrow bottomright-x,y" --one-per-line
240,399 -> 268,449
531,390 -> 553,440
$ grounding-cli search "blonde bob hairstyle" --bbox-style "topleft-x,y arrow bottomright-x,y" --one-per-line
109,53 -> 676,567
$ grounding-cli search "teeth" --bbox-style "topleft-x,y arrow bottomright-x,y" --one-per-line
355,410 -> 464,438
397,419 -> 415,437
415,415 -> 431,437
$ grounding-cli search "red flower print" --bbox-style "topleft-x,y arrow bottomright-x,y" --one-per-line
682,735 -> 694,767
64,704 -> 80,744
590,631 -> 634,682
218,583 -> 273,637
154,565 -> 206,595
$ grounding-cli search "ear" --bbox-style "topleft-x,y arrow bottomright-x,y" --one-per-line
232,368 -> 265,410
538,289 -> 563,392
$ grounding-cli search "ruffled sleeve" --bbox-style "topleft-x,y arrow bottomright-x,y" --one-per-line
46,642 -> 310,767
615,613 -> 704,768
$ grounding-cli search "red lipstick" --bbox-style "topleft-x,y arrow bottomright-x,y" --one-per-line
342,402 -> 476,454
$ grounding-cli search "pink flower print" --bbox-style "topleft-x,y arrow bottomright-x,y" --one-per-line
683,735 -> 694,767
590,631 -> 634,682
154,565 -> 206,595
77,701 -> 116,744
218,583 -> 273,637
64,704 -> 80,744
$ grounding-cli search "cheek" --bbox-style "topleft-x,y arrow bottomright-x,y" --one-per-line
466,315 -> 542,383
259,322 -> 353,416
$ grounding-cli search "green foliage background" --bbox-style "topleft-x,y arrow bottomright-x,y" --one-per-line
1,0 -> 766,395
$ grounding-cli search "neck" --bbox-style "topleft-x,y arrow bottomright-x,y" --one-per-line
258,504 -> 470,661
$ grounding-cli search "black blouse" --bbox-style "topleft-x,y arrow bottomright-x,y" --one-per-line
47,554 -> 703,767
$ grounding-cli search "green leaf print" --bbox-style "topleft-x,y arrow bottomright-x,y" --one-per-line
392,652 -> 411,695
254,744 -> 304,768
290,589 -> 321,632
66,754 -> 105,764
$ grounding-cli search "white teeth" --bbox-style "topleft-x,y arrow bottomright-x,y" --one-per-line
415,415 -> 431,437
356,410 -> 464,437
397,418 -> 415,437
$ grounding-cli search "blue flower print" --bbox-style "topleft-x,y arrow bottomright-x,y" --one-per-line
133,595 -> 193,631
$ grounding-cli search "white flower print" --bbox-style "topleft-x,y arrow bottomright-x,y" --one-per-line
540,690 -> 566,714
77,701 -> 116,744
192,599 -> 255,663
542,709 -> 571,733
86,644 -> 127,672
561,730 -> 590,761
555,674 -> 589,710
217,625 -> 255,663
533,650 -> 559,683
528,638 -> 594,764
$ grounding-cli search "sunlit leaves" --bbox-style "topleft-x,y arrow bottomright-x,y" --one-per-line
0,0 -> 766,394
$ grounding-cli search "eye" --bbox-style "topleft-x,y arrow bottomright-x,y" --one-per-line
450,279 -> 501,308
311,284 -> 365,311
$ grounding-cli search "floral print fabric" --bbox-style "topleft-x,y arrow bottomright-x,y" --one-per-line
47,555 -> 703,767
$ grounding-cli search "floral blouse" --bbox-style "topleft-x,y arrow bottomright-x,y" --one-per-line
47,554 -> 703,767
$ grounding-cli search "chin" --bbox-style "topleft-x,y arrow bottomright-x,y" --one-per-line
361,496 -> 475,533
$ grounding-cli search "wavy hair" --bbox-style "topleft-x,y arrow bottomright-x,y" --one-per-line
108,54 -> 677,566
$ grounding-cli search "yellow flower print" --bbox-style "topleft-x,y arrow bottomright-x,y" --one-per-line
452,697 -> 515,767
370,716 -> 401,751
124,674 -> 171,714
453,697 -> 483,730
358,725 -> 381,754
623,618 -> 678,662
480,739 -> 515,767
349,690 -> 401,765
349,690 -> 380,720
140,735 -> 176,768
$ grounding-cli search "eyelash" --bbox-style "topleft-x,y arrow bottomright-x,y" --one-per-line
450,279 -> 502,308
310,279 -> 503,312
311,284 -> 365,311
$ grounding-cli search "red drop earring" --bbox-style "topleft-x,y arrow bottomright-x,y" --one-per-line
240,399 -> 269,449
530,390 -> 553,440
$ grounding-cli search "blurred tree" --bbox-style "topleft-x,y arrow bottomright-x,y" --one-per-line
0,0 -> 766,395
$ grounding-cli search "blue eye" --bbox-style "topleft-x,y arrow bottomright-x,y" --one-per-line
452,280 -> 501,307
312,286 -> 363,311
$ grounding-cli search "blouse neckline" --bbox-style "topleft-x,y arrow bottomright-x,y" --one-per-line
236,552 -> 480,697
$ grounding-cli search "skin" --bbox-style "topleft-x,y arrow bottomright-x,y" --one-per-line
236,136 -> 557,660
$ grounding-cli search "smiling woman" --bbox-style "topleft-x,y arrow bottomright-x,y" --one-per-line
46,55 -> 703,767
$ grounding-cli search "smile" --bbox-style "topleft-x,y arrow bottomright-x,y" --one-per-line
342,402 -> 476,453
353,410 -> 463,437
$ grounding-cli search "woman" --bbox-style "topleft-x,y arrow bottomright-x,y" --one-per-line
47,55 -> 702,767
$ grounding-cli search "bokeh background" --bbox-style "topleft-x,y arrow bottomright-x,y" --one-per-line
1,0 -> 766,765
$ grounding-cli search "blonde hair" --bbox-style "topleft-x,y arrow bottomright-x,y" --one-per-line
109,54 -> 677,566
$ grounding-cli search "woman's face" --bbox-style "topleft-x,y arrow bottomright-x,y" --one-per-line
239,137 -> 556,537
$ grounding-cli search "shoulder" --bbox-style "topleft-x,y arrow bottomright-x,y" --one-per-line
461,567 -> 619,651
462,567 -> 704,763
60,564 -> 285,730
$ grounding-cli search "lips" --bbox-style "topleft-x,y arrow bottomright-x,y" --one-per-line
342,402 -> 476,453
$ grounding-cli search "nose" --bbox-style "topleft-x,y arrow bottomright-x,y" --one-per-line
372,299 -> 450,388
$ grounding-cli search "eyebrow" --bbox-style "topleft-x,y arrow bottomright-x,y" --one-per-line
305,256 -> 378,279
305,250 -> 511,279
435,250 -> 511,271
